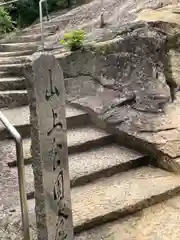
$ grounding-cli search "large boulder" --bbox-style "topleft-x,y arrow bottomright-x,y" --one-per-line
56,3 -> 180,172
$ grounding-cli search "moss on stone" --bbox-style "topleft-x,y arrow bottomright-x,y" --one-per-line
94,38 -> 122,55
82,37 -> 123,56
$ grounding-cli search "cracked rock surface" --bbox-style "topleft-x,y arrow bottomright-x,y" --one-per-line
54,3 -> 180,169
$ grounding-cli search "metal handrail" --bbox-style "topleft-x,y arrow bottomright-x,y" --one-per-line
0,111 -> 30,240
39,0 -> 49,50
1,0 -> 49,50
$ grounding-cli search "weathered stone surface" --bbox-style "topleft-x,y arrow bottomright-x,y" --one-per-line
6,125 -> 112,167
0,125 -> 114,211
0,50 -> 34,57
7,193 -> 180,240
4,138 -> 32,167
0,105 -> 88,129
0,63 -> 26,76
0,71 -> 19,78
4,166 -> 180,239
72,166 -> 180,233
2,0 -> 180,174
53,6 -> 180,171
0,42 -> 39,52
20,143 -> 146,198
75,195 -> 180,240
67,125 -> 111,148
60,30 -> 171,112
0,32 -> 51,44
68,143 -> 146,187
0,77 -> 26,91
0,139 -> 33,210
0,90 -> 28,108
65,76 -> 101,102
0,55 -> 31,65
0,200 -> 37,240
0,105 -> 89,140
3,2 -> 180,239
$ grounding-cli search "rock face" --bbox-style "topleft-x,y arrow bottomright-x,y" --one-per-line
56,4 -> 180,170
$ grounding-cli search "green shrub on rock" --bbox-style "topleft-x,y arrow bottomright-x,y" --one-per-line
60,30 -> 85,51
0,7 -> 15,34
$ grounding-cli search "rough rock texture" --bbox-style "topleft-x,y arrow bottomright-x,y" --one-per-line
75,194 -> 180,240
0,201 -> 37,240
44,0 -> 180,47
52,4 -> 180,171
0,139 -> 37,240
0,90 -> 28,108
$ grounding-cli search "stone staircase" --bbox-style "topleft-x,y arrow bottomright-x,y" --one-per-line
1,19 -> 180,240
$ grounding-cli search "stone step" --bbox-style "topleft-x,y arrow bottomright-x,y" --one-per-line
75,194 -> 180,239
72,166 -> 180,233
7,126 -> 112,167
0,63 -> 26,75
0,32 -> 52,44
0,55 -> 31,65
0,105 -> 89,140
0,49 -> 34,57
0,71 -> 20,78
17,166 -> 180,235
66,126 -> 113,154
21,23 -> 58,34
0,42 -> 39,52
1,126 -> 114,203
0,76 -> 75,93
0,90 -> 28,108
0,77 -> 25,91
13,143 -> 146,199
20,143 -> 147,199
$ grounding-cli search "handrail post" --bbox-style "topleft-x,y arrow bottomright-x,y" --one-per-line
39,0 -> 45,50
100,0 -> 105,28
16,135 -> 30,240
0,111 -> 30,240
39,0 -> 49,50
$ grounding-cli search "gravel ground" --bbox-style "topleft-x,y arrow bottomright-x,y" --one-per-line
0,140 -> 30,240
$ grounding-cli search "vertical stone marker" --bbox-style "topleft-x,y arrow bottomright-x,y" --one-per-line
23,52 -> 73,240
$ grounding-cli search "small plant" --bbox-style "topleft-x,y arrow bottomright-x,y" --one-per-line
0,7 -> 15,35
60,30 -> 85,51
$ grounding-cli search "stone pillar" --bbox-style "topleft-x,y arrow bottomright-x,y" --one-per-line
23,52 -> 73,240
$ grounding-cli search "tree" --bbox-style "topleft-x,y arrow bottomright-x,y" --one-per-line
6,0 -> 73,28
67,0 -> 71,8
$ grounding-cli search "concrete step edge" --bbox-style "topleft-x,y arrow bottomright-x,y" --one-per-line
26,152 -> 148,200
0,42 -> 39,52
0,106 -> 90,141
0,49 -> 34,57
0,90 -> 28,108
7,127 -> 113,167
18,167 -> 180,235
74,185 -> 180,234
0,77 -> 25,91
0,55 -> 32,65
